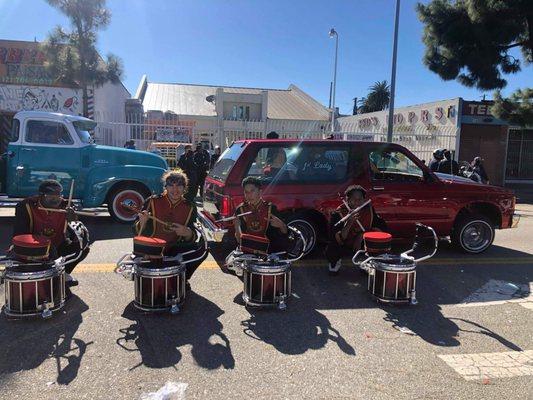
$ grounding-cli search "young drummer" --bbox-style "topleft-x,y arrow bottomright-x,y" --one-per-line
12,179 -> 88,286
136,170 -> 207,288
233,176 -> 288,253
325,185 -> 374,275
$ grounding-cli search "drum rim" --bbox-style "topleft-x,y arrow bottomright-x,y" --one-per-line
2,299 -> 66,317
371,262 -> 416,272
4,265 -> 64,280
133,297 -> 185,312
134,264 -> 186,276
245,261 -> 291,274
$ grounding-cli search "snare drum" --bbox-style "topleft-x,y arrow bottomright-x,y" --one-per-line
2,261 -> 66,318
366,254 -> 416,304
133,261 -> 186,312
242,260 -> 291,309
240,234 -> 270,255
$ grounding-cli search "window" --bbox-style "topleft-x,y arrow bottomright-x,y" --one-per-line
10,118 -> 20,142
26,120 -> 74,145
209,142 -> 246,182
231,105 -> 250,120
244,144 -> 349,183
73,120 -> 96,144
369,149 -> 424,182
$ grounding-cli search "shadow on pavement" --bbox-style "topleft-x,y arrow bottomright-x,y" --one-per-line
117,291 -> 234,370
0,294 -> 90,386
239,293 -> 356,356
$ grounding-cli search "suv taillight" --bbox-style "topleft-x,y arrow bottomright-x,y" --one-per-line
220,196 -> 232,217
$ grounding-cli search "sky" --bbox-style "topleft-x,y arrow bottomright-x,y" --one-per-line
0,0 -> 531,114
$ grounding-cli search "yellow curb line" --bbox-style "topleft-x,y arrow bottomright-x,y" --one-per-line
76,257 -> 533,273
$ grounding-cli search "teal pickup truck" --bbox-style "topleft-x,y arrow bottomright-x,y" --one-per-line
0,111 -> 168,222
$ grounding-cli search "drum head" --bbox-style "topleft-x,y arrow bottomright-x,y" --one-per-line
247,260 -> 290,274
370,254 -> 416,272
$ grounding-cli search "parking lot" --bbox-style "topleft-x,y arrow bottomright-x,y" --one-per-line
0,205 -> 532,400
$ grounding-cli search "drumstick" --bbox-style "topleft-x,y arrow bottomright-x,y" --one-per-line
334,199 -> 371,227
38,207 -> 98,217
215,211 -> 252,223
64,180 -> 75,234
121,202 -> 177,229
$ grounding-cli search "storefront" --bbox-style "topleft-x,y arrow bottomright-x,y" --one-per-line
337,98 -> 511,186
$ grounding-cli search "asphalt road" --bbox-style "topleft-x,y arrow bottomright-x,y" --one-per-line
0,205 -> 532,400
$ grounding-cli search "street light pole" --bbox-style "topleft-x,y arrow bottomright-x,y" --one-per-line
387,0 -> 400,143
329,28 -> 339,134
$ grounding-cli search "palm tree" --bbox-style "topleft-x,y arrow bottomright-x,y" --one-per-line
360,81 -> 390,113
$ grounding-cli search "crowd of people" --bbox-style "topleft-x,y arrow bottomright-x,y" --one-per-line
428,148 -> 489,184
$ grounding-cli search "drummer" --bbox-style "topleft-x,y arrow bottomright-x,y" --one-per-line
325,185 -> 376,275
135,170 -> 207,290
234,176 -> 289,253
12,179 -> 87,286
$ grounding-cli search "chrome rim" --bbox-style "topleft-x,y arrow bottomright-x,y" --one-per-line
287,219 -> 316,255
461,220 -> 493,252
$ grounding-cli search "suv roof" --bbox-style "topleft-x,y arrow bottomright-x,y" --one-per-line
233,139 -> 376,145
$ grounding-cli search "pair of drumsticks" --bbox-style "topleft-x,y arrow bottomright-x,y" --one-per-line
37,180 -> 99,218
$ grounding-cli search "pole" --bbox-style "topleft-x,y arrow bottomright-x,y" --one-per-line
328,81 -> 333,109
387,0 -> 400,143
331,33 -> 338,134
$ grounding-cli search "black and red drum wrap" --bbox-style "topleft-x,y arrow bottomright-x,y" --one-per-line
133,236 -> 167,257
241,234 -> 270,255
363,232 -> 392,255
11,234 -> 51,261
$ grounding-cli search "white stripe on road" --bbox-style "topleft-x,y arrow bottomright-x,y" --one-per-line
458,280 -> 532,309
438,351 -> 533,381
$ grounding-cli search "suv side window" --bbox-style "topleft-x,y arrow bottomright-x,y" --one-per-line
245,144 -> 351,183
26,120 -> 74,145
246,146 -> 297,182
369,148 -> 424,182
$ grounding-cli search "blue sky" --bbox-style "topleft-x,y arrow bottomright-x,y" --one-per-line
1,0 -> 531,114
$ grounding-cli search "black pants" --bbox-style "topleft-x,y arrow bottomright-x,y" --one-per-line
165,240 -> 208,281
324,238 -> 362,266
185,178 -> 198,202
197,171 -> 207,198
54,240 -> 90,274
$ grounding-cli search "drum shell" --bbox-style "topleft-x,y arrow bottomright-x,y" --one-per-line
3,262 -> 66,317
367,256 -> 416,303
133,262 -> 186,311
242,261 -> 291,306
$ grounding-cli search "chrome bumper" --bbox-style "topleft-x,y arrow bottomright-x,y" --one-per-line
197,210 -> 227,242
511,213 -> 520,228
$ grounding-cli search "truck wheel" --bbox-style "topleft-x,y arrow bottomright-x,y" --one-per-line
108,184 -> 149,223
286,216 -> 318,256
452,214 -> 495,254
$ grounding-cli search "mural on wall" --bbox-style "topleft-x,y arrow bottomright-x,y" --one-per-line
0,84 -> 81,115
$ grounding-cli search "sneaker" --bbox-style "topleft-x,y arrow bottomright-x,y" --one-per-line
328,260 -> 341,275
66,274 -> 79,287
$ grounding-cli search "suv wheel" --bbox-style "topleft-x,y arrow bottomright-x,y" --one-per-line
108,184 -> 149,223
286,216 -> 317,256
452,215 -> 495,253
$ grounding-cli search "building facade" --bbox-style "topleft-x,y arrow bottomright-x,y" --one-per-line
0,39 -> 130,153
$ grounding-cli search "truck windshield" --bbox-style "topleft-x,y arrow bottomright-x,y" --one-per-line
73,120 -> 96,144
209,142 -> 245,182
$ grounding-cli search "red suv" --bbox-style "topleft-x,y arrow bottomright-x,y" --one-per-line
201,139 -> 518,254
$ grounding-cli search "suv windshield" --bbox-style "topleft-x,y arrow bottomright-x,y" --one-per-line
209,142 -> 245,182
73,120 -> 96,144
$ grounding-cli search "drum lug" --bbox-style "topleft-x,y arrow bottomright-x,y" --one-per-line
410,289 -> 418,305
277,296 -> 287,311
41,302 -> 53,319
169,297 -> 180,314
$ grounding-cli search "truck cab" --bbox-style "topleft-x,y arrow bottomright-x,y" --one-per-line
0,111 -> 168,222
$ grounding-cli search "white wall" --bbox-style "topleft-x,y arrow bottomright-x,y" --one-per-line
93,81 -> 131,122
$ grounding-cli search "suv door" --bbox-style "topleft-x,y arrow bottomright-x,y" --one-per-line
366,145 -> 450,238
16,119 -> 82,197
